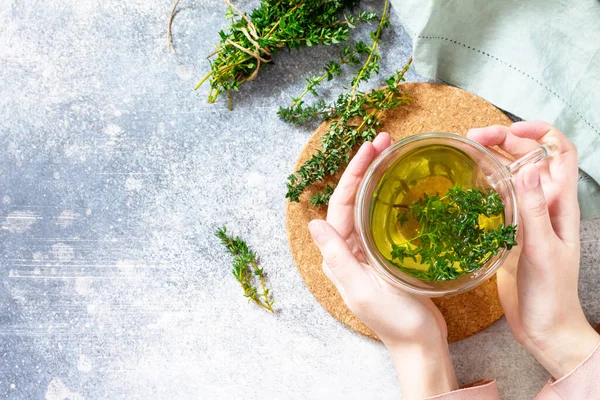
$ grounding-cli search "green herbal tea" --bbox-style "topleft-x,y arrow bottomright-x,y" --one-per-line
371,144 -> 517,281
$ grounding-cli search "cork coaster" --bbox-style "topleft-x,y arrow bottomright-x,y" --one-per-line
286,82 -> 516,343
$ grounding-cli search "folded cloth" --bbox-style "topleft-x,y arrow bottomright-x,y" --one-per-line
390,0 -> 600,219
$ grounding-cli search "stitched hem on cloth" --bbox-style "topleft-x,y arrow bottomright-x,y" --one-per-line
416,35 -> 599,140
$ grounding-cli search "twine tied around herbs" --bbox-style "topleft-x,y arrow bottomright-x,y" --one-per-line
169,0 -> 306,84
167,0 -> 274,82
223,0 -> 273,82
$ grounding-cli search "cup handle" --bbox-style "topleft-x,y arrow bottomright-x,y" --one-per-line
506,145 -> 554,176
487,145 -> 554,188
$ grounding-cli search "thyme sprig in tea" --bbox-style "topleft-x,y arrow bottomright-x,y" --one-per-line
390,186 -> 517,281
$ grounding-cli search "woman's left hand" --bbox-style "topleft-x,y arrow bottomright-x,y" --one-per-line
308,132 -> 458,400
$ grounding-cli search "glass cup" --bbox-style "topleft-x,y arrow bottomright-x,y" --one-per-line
354,132 -> 551,297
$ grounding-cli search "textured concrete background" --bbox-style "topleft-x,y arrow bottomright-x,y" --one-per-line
0,1 -> 599,399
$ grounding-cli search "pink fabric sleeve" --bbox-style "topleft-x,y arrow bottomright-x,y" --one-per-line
424,380 -> 500,400
535,342 -> 600,400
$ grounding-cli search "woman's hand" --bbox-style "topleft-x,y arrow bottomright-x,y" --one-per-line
468,121 -> 600,379
308,133 -> 458,399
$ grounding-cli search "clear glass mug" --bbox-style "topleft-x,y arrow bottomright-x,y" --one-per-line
354,132 -> 551,297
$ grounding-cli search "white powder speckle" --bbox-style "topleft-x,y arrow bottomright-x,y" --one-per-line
51,243 -> 74,262
2,211 -> 39,233
76,355 -> 93,373
10,383 -> 15,389
175,64 -> 194,81
57,210 -> 81,228
53,172 -> 61,180
2,195 -> 10,205
74,277 -> 91,296
125,177 -> 143,192
64,143 -> 85,160
85,208 -> 92,216
104,124 -> 122,137
115,260 -> 139,272
45,377 -> 81,400
245,171 -> 265,187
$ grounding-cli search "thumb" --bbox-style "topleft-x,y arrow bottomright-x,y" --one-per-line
308,219 -> 366,291
514,164 -> 555,251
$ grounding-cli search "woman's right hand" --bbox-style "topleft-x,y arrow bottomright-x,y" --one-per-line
468,121 -> 600,379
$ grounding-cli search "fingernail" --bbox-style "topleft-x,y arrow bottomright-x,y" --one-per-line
308,220 -> 327,243
523,165 -> 540,189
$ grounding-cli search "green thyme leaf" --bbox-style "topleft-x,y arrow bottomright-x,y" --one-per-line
389,186 -> 518,281
216,226 -> 275,311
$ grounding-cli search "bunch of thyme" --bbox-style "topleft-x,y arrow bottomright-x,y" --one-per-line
191,0 -> 378,106
280,0 -> 410,206
216,227 -> 274,312
278,0 -> 392,125
391,186 -> 518,281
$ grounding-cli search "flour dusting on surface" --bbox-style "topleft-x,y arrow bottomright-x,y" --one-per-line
51,243 -> 75,262
77,355 -> 93,373
245,171 -> 266,187
125,177 -> 143,192
2,211 -> 40,233
57,210 -> 81,228
103,124 -> 122,137
45,377 -> 81,400
175,64 -> 194,81
74,277 -> 92,296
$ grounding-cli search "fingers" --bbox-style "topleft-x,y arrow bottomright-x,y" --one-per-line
514,164 -> 556,251
511,121 -> 580,243
467,125 -> 509,146
327,133 -> 391,237
510,121 -> 577,155
467,125 -> 538,157
470,122 -> 580,244
481,146 -> 512,165
511,120 -> 579,189
327,142 -> 374,237
372,132 -> 392,155
308,219 -> 366,293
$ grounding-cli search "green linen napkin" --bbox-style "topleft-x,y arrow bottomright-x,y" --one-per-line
391,0 -> 600,219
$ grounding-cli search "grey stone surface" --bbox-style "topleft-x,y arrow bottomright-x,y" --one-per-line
0,1 -> 598,399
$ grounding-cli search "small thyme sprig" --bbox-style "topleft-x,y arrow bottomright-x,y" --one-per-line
216,227 -> 274,312
347,0 -> 391,102
285,58 -> 412,204
390,186 -> 518,281
309,184 -> 337,207
277,42 -> 370,124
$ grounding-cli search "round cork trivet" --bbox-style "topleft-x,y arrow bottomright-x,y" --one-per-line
286,82 -> 516,343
